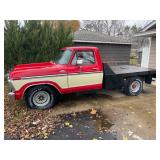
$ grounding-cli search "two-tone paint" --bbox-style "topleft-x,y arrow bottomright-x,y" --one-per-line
9,46 -> 104,100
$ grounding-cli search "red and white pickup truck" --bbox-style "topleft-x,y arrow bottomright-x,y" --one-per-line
8,46 -> 156,109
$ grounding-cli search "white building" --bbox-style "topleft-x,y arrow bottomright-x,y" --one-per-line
135,21 -> 156,69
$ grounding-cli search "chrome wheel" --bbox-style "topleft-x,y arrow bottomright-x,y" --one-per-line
130,80 -> 141,93
32,91 -> 51,107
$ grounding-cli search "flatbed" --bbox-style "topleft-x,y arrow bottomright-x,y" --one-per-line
104,64 -> 156,76
103,63 -> 156,90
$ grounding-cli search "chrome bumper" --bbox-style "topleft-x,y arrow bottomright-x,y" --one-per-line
8,92 -> 15,96
8,77 -> 15,100
8,92 -> 15,100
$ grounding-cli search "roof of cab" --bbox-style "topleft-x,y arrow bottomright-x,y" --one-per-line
61,46 -> 99,50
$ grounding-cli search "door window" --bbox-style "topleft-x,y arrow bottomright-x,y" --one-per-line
72,51 -> 95,65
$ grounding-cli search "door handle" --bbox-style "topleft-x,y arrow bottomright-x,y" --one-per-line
92,68 -> 98,71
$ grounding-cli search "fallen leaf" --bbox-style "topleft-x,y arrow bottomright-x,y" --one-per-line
92,138 -> 98,140
72,113 -> 76,117
138,125 -> 142,128
123,136 -> 128,140
69,125 -> 73,128
128,130 -> 133,136
90,108 -> 97,115
43,132 -> 48,139
32,119 -> 40,125
42,125 -> 47,131
64,121 -> 70,126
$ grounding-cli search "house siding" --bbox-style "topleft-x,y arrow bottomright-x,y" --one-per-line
74,42 -> 131,65
149,36 -> 156,69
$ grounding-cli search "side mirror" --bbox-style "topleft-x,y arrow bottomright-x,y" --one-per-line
76,59 -> 83,65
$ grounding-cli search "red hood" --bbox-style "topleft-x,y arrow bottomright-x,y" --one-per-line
13,61 -> 55,71
9,61 -> 67,80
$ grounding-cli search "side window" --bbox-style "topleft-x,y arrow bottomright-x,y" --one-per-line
72,51 -> 95,65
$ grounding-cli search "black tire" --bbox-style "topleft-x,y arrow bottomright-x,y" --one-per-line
124,77 -> 143,96
25,85 -> 58,109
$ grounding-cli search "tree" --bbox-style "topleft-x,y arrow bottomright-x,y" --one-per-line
131,25 -> 141,34
66,20 -> 80,32
4,20 -> 73,72
4,20 -> 22,70
81,20 -> 126,36
81,20 -> 144,39
81,20 -> 103,32
42,20 -> 80,32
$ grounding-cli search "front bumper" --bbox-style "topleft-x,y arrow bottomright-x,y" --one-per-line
8,92 -> 15,100
8,92 -> 15,97
8,78 -> 15,100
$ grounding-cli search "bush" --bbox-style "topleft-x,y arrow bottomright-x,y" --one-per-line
4,20 -> 73,72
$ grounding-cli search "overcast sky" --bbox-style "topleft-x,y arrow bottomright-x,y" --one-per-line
80,20 -> 152,29
125,20 -> 152,27
19,20 -> 153,28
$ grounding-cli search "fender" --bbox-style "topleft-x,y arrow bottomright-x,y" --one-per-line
15,81 -> 64,100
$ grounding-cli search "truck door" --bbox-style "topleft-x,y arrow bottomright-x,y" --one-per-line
67,50 -> 103,91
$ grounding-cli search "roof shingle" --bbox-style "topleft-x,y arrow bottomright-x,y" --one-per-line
73,30 -> 131,45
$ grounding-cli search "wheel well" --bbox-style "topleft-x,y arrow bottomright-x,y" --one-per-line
24,84 -> 61,98
126,76 -> 144,79
122,76 -> 144,89
125,76 -> 144,82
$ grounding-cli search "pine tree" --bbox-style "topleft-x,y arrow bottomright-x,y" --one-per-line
4,20 -> 73,72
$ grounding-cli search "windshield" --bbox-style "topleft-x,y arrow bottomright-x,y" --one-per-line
54,50 -> 72,64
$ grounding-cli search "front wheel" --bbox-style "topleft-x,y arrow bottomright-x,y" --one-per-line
124,77 -> 143,96
25,85 -> 58,109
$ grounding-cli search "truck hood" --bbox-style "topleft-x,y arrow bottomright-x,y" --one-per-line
13,61 -> 55,71
9,61 -> 67,80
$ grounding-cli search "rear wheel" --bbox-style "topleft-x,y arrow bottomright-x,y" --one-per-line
124,77 -> 143,96
25,85 -> 58,109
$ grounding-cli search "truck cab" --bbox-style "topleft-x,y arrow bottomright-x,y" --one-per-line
60,46 -> 103,92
